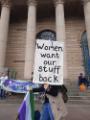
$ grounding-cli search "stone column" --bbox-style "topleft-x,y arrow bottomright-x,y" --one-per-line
55,0 -> 65,42
0,0 -> 11,68
83,0 -> 90,54
24,0 -> 37,79
54,0 -> 67,81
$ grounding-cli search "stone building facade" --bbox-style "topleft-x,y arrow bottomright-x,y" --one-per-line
0,0 -> 90,84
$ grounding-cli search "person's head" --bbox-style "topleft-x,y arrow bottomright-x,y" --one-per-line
80,73 -> 83,77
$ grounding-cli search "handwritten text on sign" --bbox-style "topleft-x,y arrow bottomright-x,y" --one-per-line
33,40 -> 64,85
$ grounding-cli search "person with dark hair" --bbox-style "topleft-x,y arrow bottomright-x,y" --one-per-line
78,73 -> 89,87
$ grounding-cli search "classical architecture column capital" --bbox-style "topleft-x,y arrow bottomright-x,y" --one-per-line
27,0 -> 37,6
0,0 -> 12,7
54,0 -> 64,5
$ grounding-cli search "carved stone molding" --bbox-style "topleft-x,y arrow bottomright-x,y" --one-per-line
0,0 -> 12,7
27,0 -> 37,6
54,0 -> 64,5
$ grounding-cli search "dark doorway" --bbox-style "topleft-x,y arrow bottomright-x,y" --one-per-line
36,30 -> 56,41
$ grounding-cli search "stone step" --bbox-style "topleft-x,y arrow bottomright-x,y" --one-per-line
68,95 -> 90,99
67,86 -> 90,96
68,91 -> 90,96
68,95 -> 90,104
68,99 -> 90,105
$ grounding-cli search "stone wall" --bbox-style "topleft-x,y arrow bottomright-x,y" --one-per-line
66,18 -> 85,83
5,21 -> 26,79
5,18 -> 85,82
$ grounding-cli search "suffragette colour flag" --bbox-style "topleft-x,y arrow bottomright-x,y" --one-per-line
17,92 -> 34,120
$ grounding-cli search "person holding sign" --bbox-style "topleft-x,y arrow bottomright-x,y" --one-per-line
44,84 -> 68,120
31,84 -> 53,120
31,84 -> 68,120
33,40 -> 68,119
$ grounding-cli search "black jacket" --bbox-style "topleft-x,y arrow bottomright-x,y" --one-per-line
32,85 -> 68,103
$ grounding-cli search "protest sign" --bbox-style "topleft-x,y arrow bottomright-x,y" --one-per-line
33,39 -> 64,85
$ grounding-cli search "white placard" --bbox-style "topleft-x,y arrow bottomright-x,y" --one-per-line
33,39 -> 64,85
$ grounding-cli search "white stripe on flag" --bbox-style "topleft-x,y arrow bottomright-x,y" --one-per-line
25,92 -> 32,120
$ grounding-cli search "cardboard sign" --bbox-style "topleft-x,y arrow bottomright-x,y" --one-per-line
33,39 -> 64,85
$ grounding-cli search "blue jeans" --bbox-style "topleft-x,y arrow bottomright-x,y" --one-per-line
35,110 -> 41,120
40,103 -> 54,120
0,89 -> 5,99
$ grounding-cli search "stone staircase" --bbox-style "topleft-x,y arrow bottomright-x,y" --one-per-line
67,84 -> 90,104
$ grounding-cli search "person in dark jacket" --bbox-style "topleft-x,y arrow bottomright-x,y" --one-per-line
32,84 -> 68,103
78,73 -> 89,87
32,84 -> 68,120
45,85 -> 68,120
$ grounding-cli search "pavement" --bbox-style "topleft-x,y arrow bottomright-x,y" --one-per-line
66,104 -> 90,120
0,95 -> 90,120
